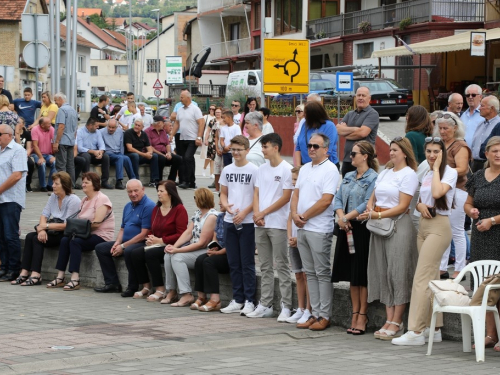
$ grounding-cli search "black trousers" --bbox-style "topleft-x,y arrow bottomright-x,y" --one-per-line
21,231 -> 63,273
157,153 -> 182,182
74,155 -> 87,183
77,152 -> 111,182
194,253 -> 230,294
128,245 -> 166,287
341,161 -> 356,177
176,140 -> 198,185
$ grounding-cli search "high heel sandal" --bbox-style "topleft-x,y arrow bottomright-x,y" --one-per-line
379,321 -> 404,340
11,275 -> 28,285
347,312 -> 359,334
374,320 -> 391,339
190,297 -> 208,310
21,276 -> 42,286
47,277 -> 65,288
63,279 -> 80,291
352,313 -> 369,336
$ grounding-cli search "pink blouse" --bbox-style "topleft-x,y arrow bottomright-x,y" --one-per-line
78,191 -> 115,241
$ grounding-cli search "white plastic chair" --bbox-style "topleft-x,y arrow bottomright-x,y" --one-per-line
426,260 -> 500,362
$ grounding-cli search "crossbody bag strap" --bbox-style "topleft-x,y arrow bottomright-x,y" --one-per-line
249,136 -> 263,151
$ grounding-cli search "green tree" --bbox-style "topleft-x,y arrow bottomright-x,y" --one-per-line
90,14 -> 109,29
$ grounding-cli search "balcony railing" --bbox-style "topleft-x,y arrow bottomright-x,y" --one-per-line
170,84 -> 227,98
206,37 -> 252,60
198,0 -> 245,13
306,0 -> 484,39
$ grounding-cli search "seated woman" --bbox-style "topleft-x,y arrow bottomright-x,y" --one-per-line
12,172 -> 81,286
128,180 -> 188,301
47,172 -> 115,290
192,199 -> 229,312
162,188 -> 218,307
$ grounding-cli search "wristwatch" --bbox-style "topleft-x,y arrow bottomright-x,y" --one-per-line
196,136 -> 202,140
120,244 -> 125,250
342,217 -> 348,223
491,217 -> 496,226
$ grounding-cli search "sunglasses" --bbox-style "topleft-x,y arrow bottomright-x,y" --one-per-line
425,136 -> 442,143
307,143 -> 324,150
209,108 -> 216,111
350,151 -> 361,157
392,136 -> 404,142
231,104 -> 240,107
295,110 -> 303,113
435,112 -> 457,125
465,93 -> 478,98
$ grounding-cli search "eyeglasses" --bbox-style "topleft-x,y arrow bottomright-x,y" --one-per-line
435,112 -> 457,125
209,108 -> 216,111
465,93 -> 478,98
425,136 -> 442,143
307,143 -> 325,150
350,151 -> 362,157
231,104 -> 240,107
229,148 -> 246,153
295,110 -> 303,113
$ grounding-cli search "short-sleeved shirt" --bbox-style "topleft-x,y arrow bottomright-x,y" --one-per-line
145,127 -> 169,154
121,195 -> 156,242
40,103 -> 59,125
374,167 -> 419,208
124,128 -> 150,153
0,111 -> 20,132
142,113 -> 154,129
42,193 -> 81,221
177,103 -> 203,141
78,191 -> 115,241
262,123 -> 274,135
247,137 -> 265,167
121,111 -> 141,129
255,160 -> 293,230
13,98 -> 41,125
31,124 -> 55,155
0,139 -> 27,208
471,116 -> 500,160
341,106 -> 379,161
55,103 -> 78,146
296,158 -> 339,233
191,208 -> 218,244
219,124 -> 242,147
220,162 -> 258,224
419,166 -> 457,216
295,120 -> 339,164
90,105 -> 108,125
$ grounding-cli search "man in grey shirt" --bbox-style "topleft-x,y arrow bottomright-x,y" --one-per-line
53,92 -> 78,183
336,87 -> 379,177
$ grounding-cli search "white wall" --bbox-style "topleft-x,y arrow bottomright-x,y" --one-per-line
198,18 -> 222,58
60,45 -> 92,112
353,36 -> 396,78
90,60 -> 129,93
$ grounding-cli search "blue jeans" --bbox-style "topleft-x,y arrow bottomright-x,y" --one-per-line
108,152 -> 136,180
0,202 -> 22,272
224,222 -> 256,304
126,153 -> 159,182
32,154 -> 57,188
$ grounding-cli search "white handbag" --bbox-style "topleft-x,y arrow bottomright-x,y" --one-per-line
428,279 -> 471,307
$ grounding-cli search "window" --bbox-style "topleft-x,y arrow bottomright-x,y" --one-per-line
78,55 -> 86,72
345,0 -> 361,12
114,65 -> 128,75
309,0 -> 338,21
146,59 -> 160,73
275,0 -> 303,35
253,36 -> 261,49
230,23 -> 240,41
254,1 -> 272,29
90,66 -> 98,76
356,42 -> 374,59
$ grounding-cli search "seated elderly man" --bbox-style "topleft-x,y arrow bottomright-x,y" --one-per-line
124,118 -> 160,187
100,119 -> 137,190
76,118 -> 113,189
144,115 -> 182,182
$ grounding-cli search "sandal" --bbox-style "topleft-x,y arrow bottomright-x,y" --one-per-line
473,335 -> 497,349
21,276 -> 42,286
11,274 -> 28,285
47,277 -> 65,288
171,295 -> 195,307
198,299 -> 221,312
147,290 -> 166,302
161,292 -> 179,305
494,342 -> 500,352
63,279 -> 80,291
190,297 -> 208,310
133,287 -> 151,299
379,321 -> 404,341
352,313 -> 369,336
347,312 -> 359,334
374,320 -> 391,339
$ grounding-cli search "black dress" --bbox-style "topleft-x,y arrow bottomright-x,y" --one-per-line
331,220 -> 371,286
465,169 -> 500,262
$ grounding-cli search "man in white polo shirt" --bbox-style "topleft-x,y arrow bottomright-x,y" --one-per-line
291,133 -> 339,331
172,90 -> 204,189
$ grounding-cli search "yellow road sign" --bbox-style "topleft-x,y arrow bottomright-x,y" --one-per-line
263,39 -> 310,94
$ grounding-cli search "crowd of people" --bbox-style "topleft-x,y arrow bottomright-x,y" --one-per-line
0,79 -> 499,352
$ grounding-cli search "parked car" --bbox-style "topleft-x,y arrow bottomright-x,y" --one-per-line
272,79 -> 335,101
156,104 -> 170,121
384,79 -> 414,108
310,72 -> 337,88
110,89 -> 127,99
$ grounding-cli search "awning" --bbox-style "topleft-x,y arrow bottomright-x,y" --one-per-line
372,28 -> 500,58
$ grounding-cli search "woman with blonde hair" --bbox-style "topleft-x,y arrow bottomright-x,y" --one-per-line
0,94 -> 19,132
293,104 -> 304,141
32,91 -> 58,128
359,137 -> 419,340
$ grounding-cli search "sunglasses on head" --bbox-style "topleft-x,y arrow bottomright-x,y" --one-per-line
425,136 -> 442,143
392,136 -> 404,142
307,143 -> 324,150
436,112 -> 457,125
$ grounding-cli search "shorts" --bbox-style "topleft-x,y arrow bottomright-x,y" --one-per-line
214,154 -> 223,174
288,246 -> 304,273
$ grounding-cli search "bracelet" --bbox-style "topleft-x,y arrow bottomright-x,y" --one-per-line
46,223 -> 49,230
378,212 -> 382,220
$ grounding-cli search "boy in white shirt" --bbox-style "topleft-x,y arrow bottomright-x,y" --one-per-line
247,133 -> 293,321
219,135 -> 259,316
259,107 -> 275,135
219,110 -> 242,167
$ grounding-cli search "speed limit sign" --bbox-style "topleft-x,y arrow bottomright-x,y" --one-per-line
154,89 -> 161,97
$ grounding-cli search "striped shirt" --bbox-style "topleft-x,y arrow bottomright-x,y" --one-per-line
41,193 -> 81,221
0,139 -> 28,208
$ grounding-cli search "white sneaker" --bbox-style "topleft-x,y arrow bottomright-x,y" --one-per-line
296,309 -> 312,324
246,303 -> 273,318
240,300 -> 255,316
286,308 -> 304,323
423,327 -> 442,342
391,331 -> 425,346
220,300 -> 243,314
210,174 -> 215,179
277,304 -> 291,322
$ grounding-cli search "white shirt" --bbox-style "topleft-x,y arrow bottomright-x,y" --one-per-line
220,162 -> 259,224
233,113 -> 241,126
374,167 -> 419,208
121,112 -> 142,129
247,137 -> 265,167
293,118 -> 306,145
419,165 -> 457,216
255,160 -> 293,230
262,123 -> 274,135
118,105 -> 137,117
177,103 -> 204,141
142,113 -> 154,129
296,159 -> 340,233
220,124 -> 242,147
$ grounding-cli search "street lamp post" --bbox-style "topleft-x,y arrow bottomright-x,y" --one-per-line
152,9 -> 160,110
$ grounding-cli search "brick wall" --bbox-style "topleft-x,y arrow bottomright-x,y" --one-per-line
0,23 -> 19,66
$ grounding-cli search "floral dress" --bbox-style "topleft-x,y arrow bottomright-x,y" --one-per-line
191,208 -> 219,244
0,110 -> 20,132
207,119 -> 219,161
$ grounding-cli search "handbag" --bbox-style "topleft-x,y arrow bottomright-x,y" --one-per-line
428,279 -> 471,307
469,273 -> 500,306
64,206 -> 112,240
366,213 -> 403,238
47,218 -> 64,236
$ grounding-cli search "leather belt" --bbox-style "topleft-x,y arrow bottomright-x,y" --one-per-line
374,206 -> 410,214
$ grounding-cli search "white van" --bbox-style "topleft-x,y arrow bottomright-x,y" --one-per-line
226,70 -> 262,98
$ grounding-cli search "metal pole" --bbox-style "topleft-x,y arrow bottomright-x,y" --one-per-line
71,0 -> 77,108
156,9 -> 160,109
128,1 -> 133,93
260,0 -> 265,106
49,0 -> 54,94
34,14 -> 39,101
136,30 -> 140,97
55,0 -> 60,93
65,7 -> 71,100
141,38 -> 146,99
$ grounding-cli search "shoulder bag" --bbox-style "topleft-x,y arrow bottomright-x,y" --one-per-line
64,206 -> 112,240
34,217 -> 65,236
428,279 -> 471,307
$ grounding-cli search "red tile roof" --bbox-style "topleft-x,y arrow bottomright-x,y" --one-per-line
2,0 -> 48,21
71,8 -> 102,17
104,30 -> 127,48
77,17 -> 126,51
133,39 -> 148,47
60,24 -> 99,49
105,17 -> 126,27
